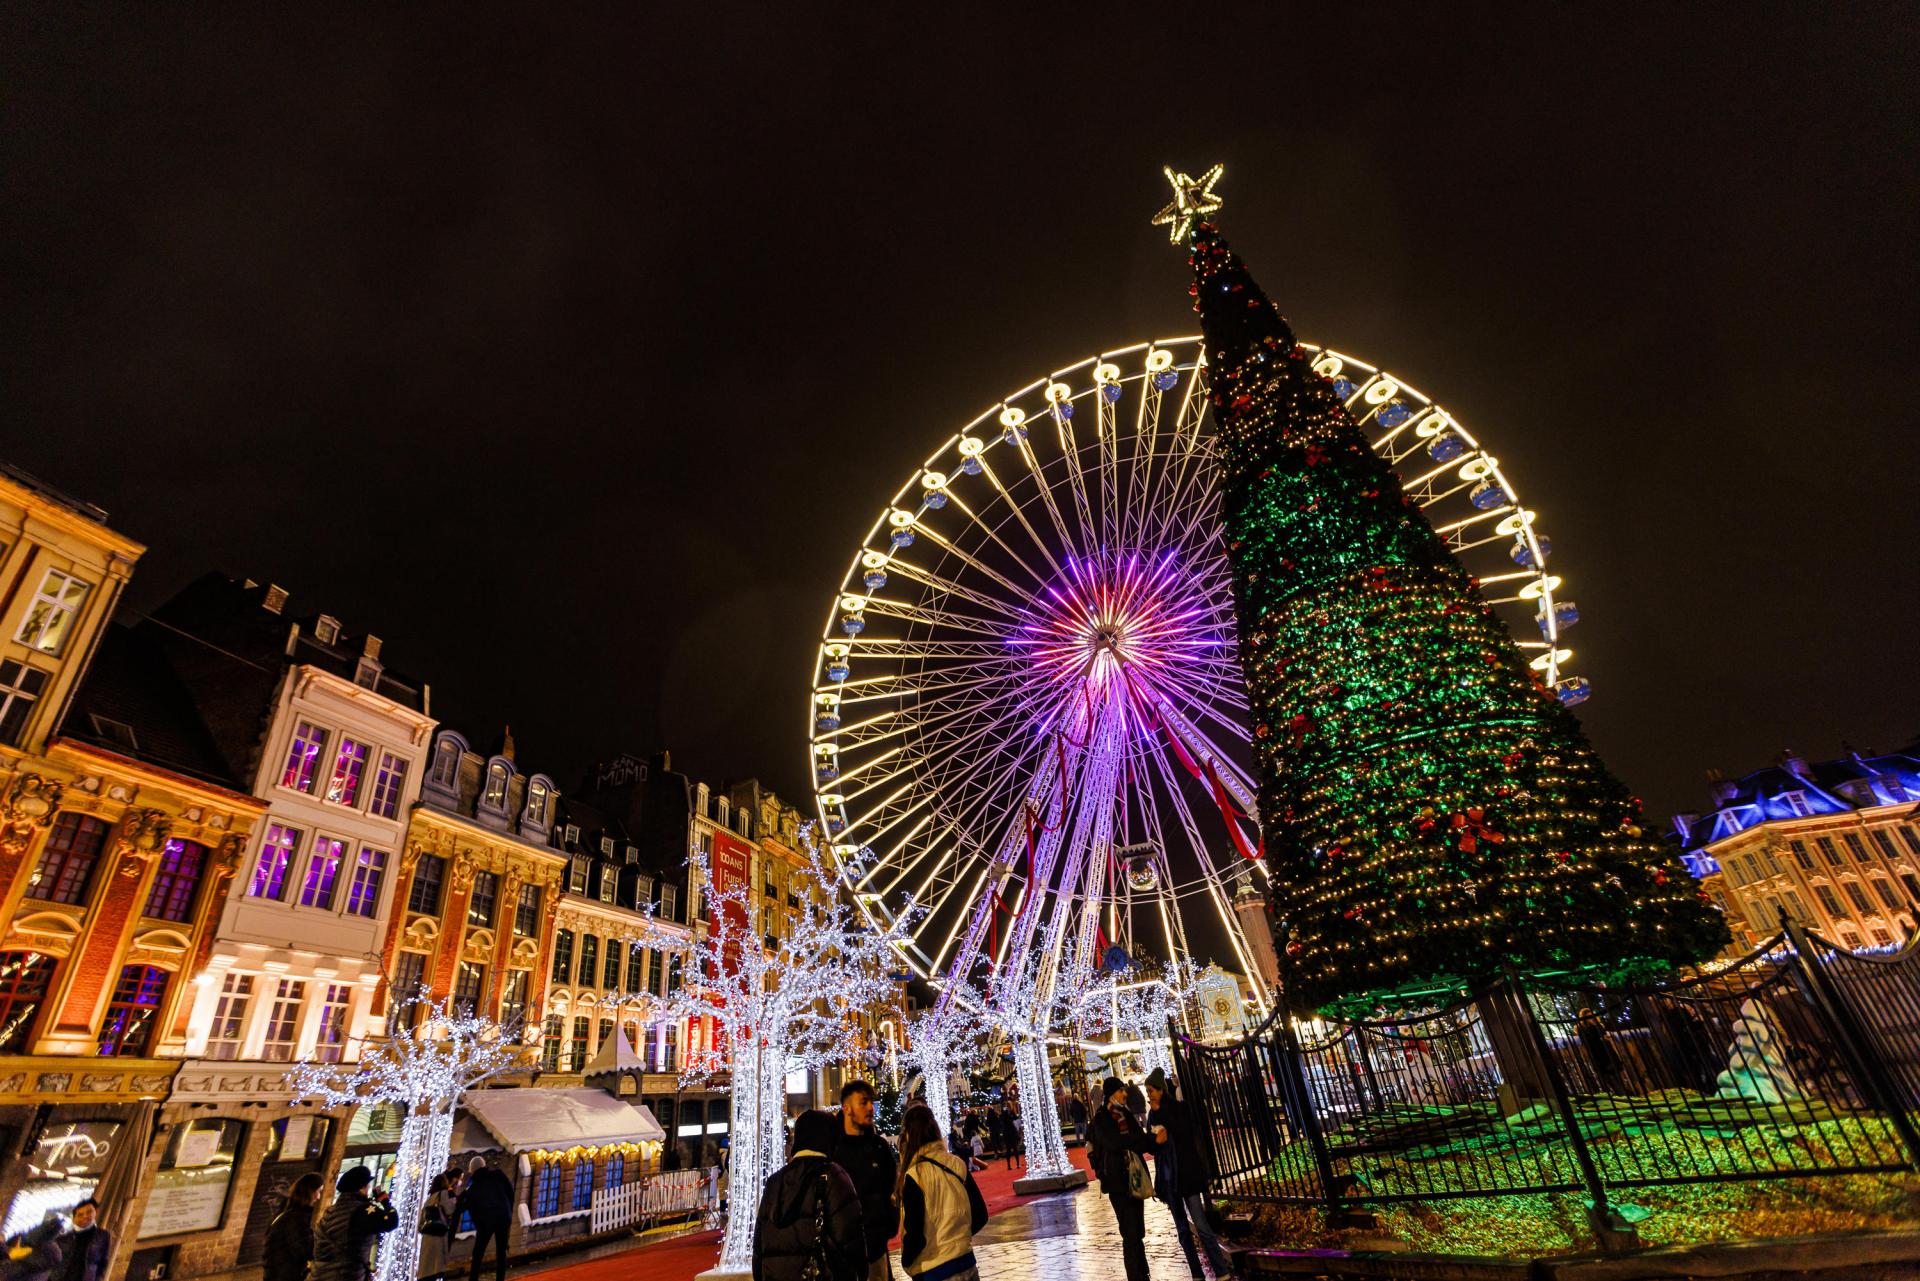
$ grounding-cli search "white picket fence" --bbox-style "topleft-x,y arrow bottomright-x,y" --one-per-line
588,1166 -> 718,1234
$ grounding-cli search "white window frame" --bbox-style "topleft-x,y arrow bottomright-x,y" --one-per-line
15,568 -> 92,655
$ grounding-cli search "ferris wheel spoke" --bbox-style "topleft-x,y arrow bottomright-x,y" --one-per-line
1049,406 -> 1103,557
1004,426 -> 1087,566
878,555 -> 1037,624
1137,743 -> 1272,1016
909,509 -> 1055,607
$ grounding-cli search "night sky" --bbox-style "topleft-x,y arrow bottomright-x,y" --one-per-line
3,5 -> 1915,824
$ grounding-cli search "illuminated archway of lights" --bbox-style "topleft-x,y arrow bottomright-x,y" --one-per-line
808,337 -> 1580,1032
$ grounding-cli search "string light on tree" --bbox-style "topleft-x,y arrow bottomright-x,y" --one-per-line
286,991 -> 532,1281
617,827 -> 914,1279
1158,163 -> 1728,1011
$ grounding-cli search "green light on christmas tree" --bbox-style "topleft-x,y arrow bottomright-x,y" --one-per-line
1161,166 -> 1728,1012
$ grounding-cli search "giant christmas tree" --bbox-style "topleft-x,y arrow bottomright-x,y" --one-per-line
1156,167 -> 1728,1011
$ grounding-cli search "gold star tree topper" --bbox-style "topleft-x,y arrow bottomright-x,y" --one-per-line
1151,163 -> 1225,243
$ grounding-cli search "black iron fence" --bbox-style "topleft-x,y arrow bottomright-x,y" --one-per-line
1171,919 -> 1920,1227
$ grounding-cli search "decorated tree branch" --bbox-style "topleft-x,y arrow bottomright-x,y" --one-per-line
619,828 -> 914,1276
286,990 -> 532,1281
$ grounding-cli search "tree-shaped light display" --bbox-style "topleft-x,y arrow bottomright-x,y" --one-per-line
286,990 -> 532,1281
621,828 -> 912,1277
1070,960 -> 1200,1082
905,977 -> 989,1137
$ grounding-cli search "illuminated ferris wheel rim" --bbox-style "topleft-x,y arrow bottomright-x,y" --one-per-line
808,334 -> 1581,992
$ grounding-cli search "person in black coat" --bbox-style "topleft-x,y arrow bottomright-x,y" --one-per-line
55,1197 -> 109,1281
1087,1076 -> 1155,1281
1146,1068 -> 1231,1279
753,1110 -> 865,1281
310,1166 -> 399,1281
454,1156 -> 515,1281
826,1081 -> 898,1281
1,1221 -> 64,1281
262,1173 -> 322,1281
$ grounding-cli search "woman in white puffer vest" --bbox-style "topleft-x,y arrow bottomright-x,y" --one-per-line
896,1104 -> 988,1281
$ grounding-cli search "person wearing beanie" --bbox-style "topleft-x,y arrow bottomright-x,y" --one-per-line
1146,1069 -> 1230,1279
310,1165 -> 397,1281
1088,1077 -> 1157,1281
455,1155 -> 516,1281
752,1108 -> 866,1281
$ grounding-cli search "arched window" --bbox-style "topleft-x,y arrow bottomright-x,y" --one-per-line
0,951 -> 55,1053
532,1162 -> 562,1217
483,762 -> 509,809
429,736 -> 462,787
29,813 -> 111,905
524,779 -> 550,827
571,1157 -> 594,1210
607,1152 -> 625,1188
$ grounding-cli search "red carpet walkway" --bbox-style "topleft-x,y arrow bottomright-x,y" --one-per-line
526,1147 -> 1098,1281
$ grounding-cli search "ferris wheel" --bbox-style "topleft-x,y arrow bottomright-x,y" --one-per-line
808,336 -> 1581,1023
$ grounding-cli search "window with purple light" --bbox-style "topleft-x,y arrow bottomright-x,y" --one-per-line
300,837 -> 348,910
325,737 -> 370,806
281,721 -> 329,794
99,965 -> 169,1056
369,752 -> 408,819
251,824 -> 302,900
345,846 -> 388,918
142,838 -> 207,922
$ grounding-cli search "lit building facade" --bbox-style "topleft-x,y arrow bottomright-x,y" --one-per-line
107,578 -> 438,1278
0,471 -> 274,1281
379,729 -> 567,1038
540,791 -> 691,1161
1674,747 -> 1920,952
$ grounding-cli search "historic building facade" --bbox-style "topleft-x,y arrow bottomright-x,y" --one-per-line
1675,746 -> 1920,952
0,471 -> 273,1280
106,578 -> 439,1278
379,729 -> 567,1036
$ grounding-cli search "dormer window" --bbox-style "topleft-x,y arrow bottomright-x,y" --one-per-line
1779,791 -> 1812,817
564,823 -> 580,848
430,737 -> 461,788
598,871 -> 616,904
354,657 -> 381,689
624,845 -> 639,865
483,761 -> 509,809
600,836 -> 615,857
314,615 -> 340,645
523,779 -> 550,827
569,856 -> 589,894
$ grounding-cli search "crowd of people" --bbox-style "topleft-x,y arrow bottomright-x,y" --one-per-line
0,1069 -> 1223,1281
257,1154 -> 514,1281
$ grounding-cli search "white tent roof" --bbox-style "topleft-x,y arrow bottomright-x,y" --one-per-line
461,1088 -> 665,1153
583,1025 -> 646,1076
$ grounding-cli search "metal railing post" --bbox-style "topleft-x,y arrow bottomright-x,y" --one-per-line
1781,913 -> 1920,1168
1505,969 -> 1638,1253
1268,1008 -> 1348,1219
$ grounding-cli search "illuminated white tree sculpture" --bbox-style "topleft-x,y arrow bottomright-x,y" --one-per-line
1070,959 -> 1200,1082
905,978 -> 989,1137
622,829 -> 912,1278
286,991 -> 531,1281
